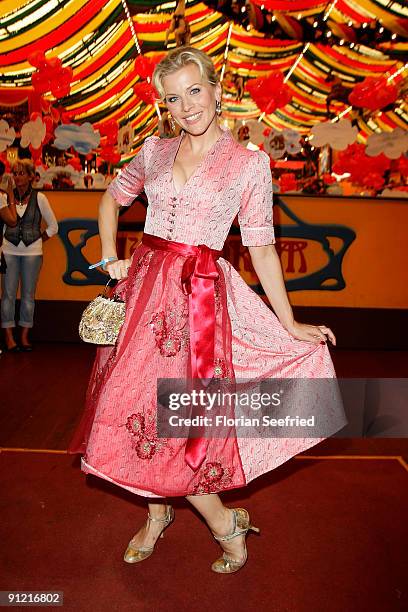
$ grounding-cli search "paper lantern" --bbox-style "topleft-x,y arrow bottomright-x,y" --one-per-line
349,77 -> 398,111
133,82 -> 157,105
245,71 -> 292,114
28,51 -> 48,70
134,55 -> 155,80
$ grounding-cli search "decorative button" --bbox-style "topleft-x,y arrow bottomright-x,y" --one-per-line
171,212 -> 175,216
172,203 -> 177,208
171,197 -> 177,201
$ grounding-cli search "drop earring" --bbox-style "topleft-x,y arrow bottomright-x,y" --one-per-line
215,99 -> 222,116
168,112 -> 176,132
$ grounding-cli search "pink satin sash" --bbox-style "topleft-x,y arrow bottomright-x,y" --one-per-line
142,233 -> 222,471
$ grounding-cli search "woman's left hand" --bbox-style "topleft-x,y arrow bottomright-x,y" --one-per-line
285,321 -> 336,346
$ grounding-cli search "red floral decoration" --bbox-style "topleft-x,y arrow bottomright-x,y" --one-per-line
348,77 -> 398,112
29,145 -> 42,165
322,173 -> 336,185
398,155 -> 408,178
126,413 -> 146,436
245,71 -> 292,114
333,143 -> 391,187
97,120 -> 119,146
203,462 -> 224,483
279,173 -> 298,193
361,172 -> 385,191
99,147 -> 121,165
134,54 -> 155,80
29,52 -> 73,99
133,81 -> 158,105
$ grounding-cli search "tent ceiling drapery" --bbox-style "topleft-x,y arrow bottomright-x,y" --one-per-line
0,0 -> 407,161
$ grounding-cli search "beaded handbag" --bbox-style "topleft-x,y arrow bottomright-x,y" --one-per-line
79,279 -> 126,345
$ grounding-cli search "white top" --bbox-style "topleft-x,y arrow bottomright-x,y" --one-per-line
2,191 -> 58,256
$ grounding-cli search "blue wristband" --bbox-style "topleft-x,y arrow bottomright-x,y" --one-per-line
88,257 -> 118,270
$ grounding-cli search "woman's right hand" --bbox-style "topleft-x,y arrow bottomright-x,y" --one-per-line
104,258 -> 131,280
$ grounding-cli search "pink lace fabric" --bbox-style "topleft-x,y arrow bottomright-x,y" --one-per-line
68,126 -> 346,498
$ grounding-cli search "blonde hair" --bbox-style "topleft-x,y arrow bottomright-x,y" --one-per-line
11,159 -> 35,179
152,46 -> 219,101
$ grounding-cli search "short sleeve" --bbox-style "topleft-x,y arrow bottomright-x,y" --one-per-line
106,135 -> 158,207
238,150 -> 275,247
37,192 -> 58,237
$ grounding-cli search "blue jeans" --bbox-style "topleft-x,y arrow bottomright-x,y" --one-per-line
1,254 -> 43,328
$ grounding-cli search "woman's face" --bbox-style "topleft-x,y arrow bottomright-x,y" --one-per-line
12,165 -> 31,190
162,62 -> 221,135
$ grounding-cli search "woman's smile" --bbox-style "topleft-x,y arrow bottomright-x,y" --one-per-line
183,111 -> 203,124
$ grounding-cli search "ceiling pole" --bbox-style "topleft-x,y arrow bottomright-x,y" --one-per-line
120,0 -> 161,120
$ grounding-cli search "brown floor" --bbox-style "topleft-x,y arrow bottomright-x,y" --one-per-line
0,344 -> 407,611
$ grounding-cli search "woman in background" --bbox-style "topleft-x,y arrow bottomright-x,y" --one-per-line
1,159 -> 58,352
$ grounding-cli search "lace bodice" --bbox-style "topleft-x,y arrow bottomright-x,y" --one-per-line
107,125 -> 275,251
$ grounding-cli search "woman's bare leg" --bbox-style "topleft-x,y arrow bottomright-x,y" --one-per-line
128,501 -> 170,548
186,493 -> 246,561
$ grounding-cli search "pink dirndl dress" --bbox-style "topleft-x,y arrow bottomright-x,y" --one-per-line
67,126 -> 347,497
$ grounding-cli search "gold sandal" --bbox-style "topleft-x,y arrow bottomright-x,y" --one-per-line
123,505 -> 174,563
211,508 -> 260,574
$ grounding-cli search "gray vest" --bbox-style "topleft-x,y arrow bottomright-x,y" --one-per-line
5,189 -> 42,247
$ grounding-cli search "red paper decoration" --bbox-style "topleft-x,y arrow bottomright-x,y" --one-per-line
29,144 -> 42,163
134,55 -> 155,80
245,71 -> 292,114
348,77 -> 398,112
28,51 -> 48,70
322,173 -> 336,185
333,143 -> 391,186
279,173 -> 298,193
133,81 -> 158,105
30,54 -> 73,99
361,172 -> 385,191
398,155 -> 408,177
100,147 -> 121,165
97,120 -> 119,146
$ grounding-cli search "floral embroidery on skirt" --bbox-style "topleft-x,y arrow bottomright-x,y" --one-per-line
123,411 -> 170,460
149,299 -> 189,357
192,461 -> 234,494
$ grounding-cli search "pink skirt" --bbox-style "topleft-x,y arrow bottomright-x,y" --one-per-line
68,235 -> 346,498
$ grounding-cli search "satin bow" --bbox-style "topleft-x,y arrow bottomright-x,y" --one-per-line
141,233 -> 222,471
